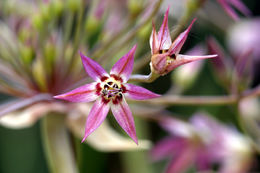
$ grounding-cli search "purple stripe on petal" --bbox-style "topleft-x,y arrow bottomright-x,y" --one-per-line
124,84 -> 160,100
167,54 -> 217,72
168,19 -> 196,55
110,45 -> 137,82
54,82 -> 98,102
111,98 -> 138,144
158,7 -> 172,50
81,99 -> 110,142
80,52 -> 108,82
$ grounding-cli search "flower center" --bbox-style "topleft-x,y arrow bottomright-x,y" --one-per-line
96,76 -> 126,104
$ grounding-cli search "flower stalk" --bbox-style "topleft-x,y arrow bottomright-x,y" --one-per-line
41,113 -> 78,173
129,70 -> 160,83
144,85 -> 260,106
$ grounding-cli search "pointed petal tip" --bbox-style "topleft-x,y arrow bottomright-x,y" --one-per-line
110,45 -> 137,81
53,95 -> 63,99
79,51 -> 87,59
81,137 -> 87,143
53,95 -> 58,99
165,6 -> 170,16
187,18 -> 196,31
133,137 -> 138,145
129,133 -> 138,145
131,44 -> 137,53
78,50 -> 83,55
209,54 -> 218,58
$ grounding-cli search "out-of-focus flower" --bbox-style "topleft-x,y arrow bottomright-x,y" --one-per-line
207,37 -> 253,92
54,46 -> 160,144
228,18 -> 260,59
207,37 -> 233,87
216,0 -> 251,20
149,8 -> 216,76
227,18 -> 260,84
151,113 -> 253,173
239,97 -> 260,151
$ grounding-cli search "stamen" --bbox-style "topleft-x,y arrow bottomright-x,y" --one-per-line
113,84 -> 118,88
170,54 -> 176,59
104,84 -> 109,89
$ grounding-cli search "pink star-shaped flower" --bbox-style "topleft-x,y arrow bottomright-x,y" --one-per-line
150,7 -> 217,75
54,45 -> 160,144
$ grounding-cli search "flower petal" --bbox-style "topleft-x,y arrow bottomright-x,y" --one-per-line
217,0 -> 239,20
158,7 -> 172,50
81,99 -> 110,142
111,98 -> 138,144
160,117 -> 194,138
195,150 -> 211,171
207,37 -> 231,73
110,45 -> 137,82
166,145 -> 196,173
124,83 -> 160,100
151,53 -> 168,74
168,19 -> 196,55
66,104 -> 152,152
54,82 -> 98,102
149,22 -> 160,54
167,54 -> 217,72
0,103 -> 66,129
151,137 -> 186,161
80,52 -> 108,81
229,0 -> 251,16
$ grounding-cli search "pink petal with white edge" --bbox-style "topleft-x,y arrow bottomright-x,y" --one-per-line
158,7 -> 172,50
149,23 -> 160,54
124,83 -> 160,100
80,52 -> 109,82
110,45 -> 137,82
81,98 -> 110,142
111,98 -> 138,144
168,19 -> 196,55
54,82 -> 98,102
167,54 -> 217,72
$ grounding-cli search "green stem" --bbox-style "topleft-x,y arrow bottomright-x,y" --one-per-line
129,71 -> 160,83
144,95 -> 238,105
41,113 -> 78,173
120,117 -> 153,173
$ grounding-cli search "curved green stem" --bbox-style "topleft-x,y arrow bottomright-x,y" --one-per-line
129,71 -> 160,83
41,113 -> 78,173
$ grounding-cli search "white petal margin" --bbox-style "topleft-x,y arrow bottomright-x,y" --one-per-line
0,103 -> 67,129
66,104 -> 151,152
